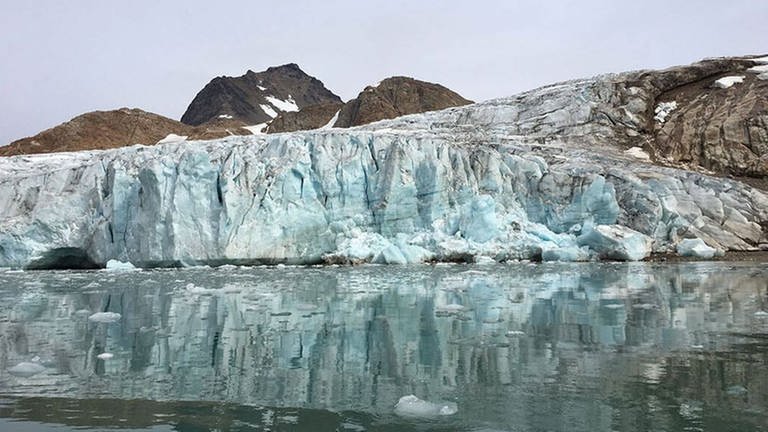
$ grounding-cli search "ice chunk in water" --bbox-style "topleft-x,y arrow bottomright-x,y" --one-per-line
394,394 -> 458,417
577,224 -> 652,261
88,312 -> 122,323
106,259 -> 137,271
676,238 -> 716,259
8,361 -> 46,377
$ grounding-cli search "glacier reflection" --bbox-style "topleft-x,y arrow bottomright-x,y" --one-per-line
0,262 -> 767,431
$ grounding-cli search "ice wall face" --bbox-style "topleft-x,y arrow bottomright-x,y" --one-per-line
1,69 -> 767,268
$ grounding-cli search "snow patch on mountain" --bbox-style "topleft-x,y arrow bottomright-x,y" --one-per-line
243,123 -> 268,134
713,76 -> 745,89
654,101 -> 677,123
157,134 -> 188,144
321,110 -> 340,129
265,95 -> 299,112
259,104 -> 278,118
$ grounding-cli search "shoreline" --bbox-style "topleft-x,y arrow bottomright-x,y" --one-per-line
646,250 -> 768,263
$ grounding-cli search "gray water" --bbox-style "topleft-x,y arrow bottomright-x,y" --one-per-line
0,262 -> 766,431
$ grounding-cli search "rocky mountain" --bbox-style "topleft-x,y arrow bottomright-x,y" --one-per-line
648,58 -> 768,179
266,76 -> 472,133
0,109 -> 252,157
0,56 -> 766,269
180,63 -> 342,127
334,76 -> 472,127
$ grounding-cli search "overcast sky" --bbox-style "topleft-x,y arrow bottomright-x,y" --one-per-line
1,0 -> 765,144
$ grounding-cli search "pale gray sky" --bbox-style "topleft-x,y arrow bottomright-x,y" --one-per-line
1,0 -> 765,145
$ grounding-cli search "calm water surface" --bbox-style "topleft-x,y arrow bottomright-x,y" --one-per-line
0,262 -> 766,431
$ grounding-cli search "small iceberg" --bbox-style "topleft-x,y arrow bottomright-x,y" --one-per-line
106,259 -> 138,271
8,361 -> 46,378
88,311 -> 122,323
394,395 -> 458,418
676,238 -> 717,259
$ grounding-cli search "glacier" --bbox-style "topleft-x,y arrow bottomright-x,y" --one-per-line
0,67 -> 767,268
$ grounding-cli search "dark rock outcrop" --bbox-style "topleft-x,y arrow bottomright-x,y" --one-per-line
333,76 -> 472,127
265,102 -> 344,133
180,63 -> 341,126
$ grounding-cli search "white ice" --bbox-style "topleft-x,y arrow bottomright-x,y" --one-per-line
156,134 -> 188,145
713,76 -> 745,89
394,395 -> 458,418
624,147 -> 651,161
320,110 -> 340,129
243,123 -> 268,134
105,259 -> 137,271
259,104 -> 278,118
654,101 -> 677,123
676,238 -> 717,259
88,312 -> 122,323
265,95 -> 299,112
8,362 -> 46,377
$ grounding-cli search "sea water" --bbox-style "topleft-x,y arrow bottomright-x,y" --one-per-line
0,262 -> 766,431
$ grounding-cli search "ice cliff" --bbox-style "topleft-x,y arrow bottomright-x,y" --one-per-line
1,58 -> 767,268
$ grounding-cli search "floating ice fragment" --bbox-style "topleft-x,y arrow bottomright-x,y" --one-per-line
577,224 -> 652,261
474,256 -> 496,265
726,385 -> 748,395
394,395 -> 458,418
505,330 -> 526,337
105,259 -> 137,271
8,362 -> 46,377
437,303 -> 465,313
88,312 -> 122,323
676,238 -> 716,259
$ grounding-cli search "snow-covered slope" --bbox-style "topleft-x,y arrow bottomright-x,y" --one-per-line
0,59 -> 766,269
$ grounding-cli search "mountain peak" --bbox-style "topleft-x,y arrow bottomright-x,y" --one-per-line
333,76 -> 472,128
266,63 -> 302,72
181,64 -> 340,126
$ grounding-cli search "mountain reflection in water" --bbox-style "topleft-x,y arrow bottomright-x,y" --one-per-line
0,262 -> 766,431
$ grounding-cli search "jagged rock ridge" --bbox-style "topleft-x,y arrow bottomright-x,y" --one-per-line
180,63 -> 342,126
266,76 -> 473,133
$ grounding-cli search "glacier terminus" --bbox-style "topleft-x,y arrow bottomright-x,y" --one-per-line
0,57 -> 766,269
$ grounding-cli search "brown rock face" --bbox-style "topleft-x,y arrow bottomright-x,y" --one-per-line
651,65 -> 768,177
181,63 -> 342,126
0,109 -> 254,157
0,109 -> 192,156
266,102 -> 344,133
333,77 -> 472,127
588,56 -> 768,180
